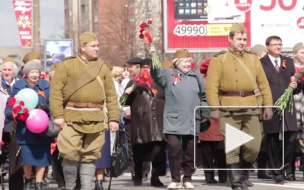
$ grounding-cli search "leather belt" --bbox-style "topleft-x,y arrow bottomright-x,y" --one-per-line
221,91 -> 254,97
66,102 -> 102,108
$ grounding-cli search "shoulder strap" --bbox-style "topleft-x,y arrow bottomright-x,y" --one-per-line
229,54 -> 262,105
62,56 -> 104,106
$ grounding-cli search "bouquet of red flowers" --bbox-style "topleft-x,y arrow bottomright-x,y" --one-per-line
139,20 -> 161,69
274,67 -> 304,116
120,70 -> 157,106
7,96 -> 30,121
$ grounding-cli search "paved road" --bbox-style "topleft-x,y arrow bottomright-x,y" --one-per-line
2,169 -> 304,189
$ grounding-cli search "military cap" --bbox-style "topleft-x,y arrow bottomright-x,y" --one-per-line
173,49 -> 190,59
250,44 -> 266,54
140,58 -> 152,67
161,61 -> 173,69
79,31 -> 98,45
3,57 -> 15,64
126,57 -> 142,64
23,52 -> 40,63
293,42 -> 304,53
230,23 -> 247,33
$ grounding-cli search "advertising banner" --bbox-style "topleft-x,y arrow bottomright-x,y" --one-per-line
164,0 -> 304,52
13,1 -> 32,47
44,39 -> 73,72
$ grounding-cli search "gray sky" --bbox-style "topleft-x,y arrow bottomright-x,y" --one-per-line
0,0 -> 64,47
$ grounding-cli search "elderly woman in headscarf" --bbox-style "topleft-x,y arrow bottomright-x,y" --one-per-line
150,46 -> 210,189
5,60 -> 54,190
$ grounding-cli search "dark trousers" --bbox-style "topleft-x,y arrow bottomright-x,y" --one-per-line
124,118 -> 150,177
266,131 -> 297,180
197,141 -> 227,179
51,147 -> 65,188
133,142 -> 166,178
165,134 -> 195,183
2,132 -> 24,190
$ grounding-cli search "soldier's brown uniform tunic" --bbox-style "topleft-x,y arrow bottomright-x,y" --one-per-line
50,55 -> 119,162
206,49 -> 273,164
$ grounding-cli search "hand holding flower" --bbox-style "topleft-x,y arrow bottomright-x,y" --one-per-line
125,87 -> 134,94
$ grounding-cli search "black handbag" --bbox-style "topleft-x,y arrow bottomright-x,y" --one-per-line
107,129 -> 129,190
39,116 -> 60,138
200,120 -> 211,132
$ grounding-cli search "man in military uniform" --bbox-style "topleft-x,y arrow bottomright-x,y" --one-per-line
205,23 -> 273,190
50,31 -> 119,190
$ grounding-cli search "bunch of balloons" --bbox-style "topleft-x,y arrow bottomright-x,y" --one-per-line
13,88 -> 49,133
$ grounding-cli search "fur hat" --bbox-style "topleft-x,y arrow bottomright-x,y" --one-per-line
79,31 -> 98,45
23,60 -> 43,75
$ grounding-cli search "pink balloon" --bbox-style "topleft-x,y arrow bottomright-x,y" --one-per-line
26,109 -> 49,133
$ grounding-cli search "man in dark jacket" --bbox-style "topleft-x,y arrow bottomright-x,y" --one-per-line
261,35 -> 299,184
123,58 -> 166,187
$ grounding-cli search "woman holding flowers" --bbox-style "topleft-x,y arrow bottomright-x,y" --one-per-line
150,46 -> 209,189
5,60 -> 54,190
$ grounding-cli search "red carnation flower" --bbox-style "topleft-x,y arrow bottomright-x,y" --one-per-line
13,105 -> 22,113
140,28 -> 144,33
132,77 -> 138,82
139,34 -> 144,39
190,63 -> 196,68
140,80 -> 145,85
147,20 -> 152,24
140,23 -> 147,29
19,101 -> 25,106
8,97 -> 16,107
0,141 -> 4,146
23,108 -> 29,114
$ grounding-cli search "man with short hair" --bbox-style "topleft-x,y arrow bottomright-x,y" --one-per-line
261,36 -> 298,184
50,31 -> 119,190
206,23 -> 273,190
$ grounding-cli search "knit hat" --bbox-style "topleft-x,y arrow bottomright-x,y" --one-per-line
23,52 -> 40,63
293,42 -> 304,53
230,23 -> 247,33
23,60 -> 43,75
200,59 -> 211,75
79,31 -> 98,45
250,44 -> 266,54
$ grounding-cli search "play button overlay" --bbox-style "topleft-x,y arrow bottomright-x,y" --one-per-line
225,123 -> 254,153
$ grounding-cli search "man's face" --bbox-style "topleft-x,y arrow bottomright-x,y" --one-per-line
127,64 -> 141,77
229,32 -> 247,52
266,39 -> 282,57
81,40 -> 99,60
294,48 -> 304,64
2,64 -> 15,82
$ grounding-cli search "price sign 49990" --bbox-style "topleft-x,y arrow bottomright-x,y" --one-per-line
173,24 -> 207,36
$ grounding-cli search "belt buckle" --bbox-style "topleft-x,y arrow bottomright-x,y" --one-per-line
240,91 -> 245,97
88,103 -> 92,108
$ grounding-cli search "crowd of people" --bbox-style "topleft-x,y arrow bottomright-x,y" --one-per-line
0,23 -> 304,190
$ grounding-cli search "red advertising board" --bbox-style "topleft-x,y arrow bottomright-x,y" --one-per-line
164,0 -> 304,53
13,1 -> 32,47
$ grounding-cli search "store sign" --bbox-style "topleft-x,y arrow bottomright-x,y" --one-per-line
164,0 -> 304,52
13,1 -> 32,47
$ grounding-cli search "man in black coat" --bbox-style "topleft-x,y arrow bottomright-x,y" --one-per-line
260,35 -> 299,184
